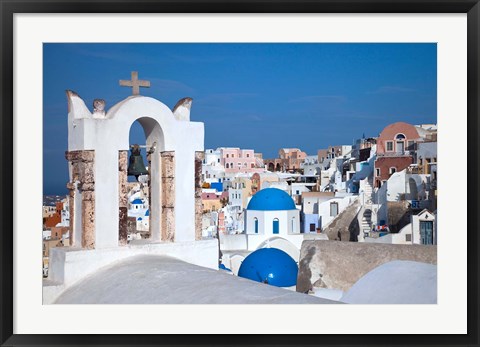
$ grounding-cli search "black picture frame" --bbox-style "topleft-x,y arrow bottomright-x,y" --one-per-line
1,1 -> 479,346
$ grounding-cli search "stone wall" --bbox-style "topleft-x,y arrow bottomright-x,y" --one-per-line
322,198 -> 361,241
161,151 -> 175,241
127,216 -> 138,235
296,240 -> 437,292
118,150 -> 129,245
195,151 -> 204,240
65,150 -> 95,249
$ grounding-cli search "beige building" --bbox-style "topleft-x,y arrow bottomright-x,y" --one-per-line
229,176 -> 253,209
264,148 -> 307,172
251,172 -> 280,194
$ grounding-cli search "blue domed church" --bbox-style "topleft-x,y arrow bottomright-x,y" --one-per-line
220,187 -> 326,276
246,188 -> 300,237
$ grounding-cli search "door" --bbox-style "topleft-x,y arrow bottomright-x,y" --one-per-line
396,141 -> 405,153
420,221 -> 434,245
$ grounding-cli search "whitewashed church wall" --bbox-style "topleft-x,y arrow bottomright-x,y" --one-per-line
48,239 -> 218,291
219,233 -> 248,250
245,210 -> 265,234
68,95 -> 204,247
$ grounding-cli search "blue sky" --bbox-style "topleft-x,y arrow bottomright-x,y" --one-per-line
43,43 -> 437,195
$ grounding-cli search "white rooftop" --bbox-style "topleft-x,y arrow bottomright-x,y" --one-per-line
53,255 -> 342,304
341,260 -> 437,304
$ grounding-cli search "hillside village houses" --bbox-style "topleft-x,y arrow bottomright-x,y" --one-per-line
42,196 -> 70,276
199,122 -> 437,271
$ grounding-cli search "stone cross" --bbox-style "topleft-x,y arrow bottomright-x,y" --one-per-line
119,71 -> 150,95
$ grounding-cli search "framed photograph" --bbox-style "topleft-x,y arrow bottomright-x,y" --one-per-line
1,0 -> 479,346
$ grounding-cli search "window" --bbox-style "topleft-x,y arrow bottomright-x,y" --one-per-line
217,158 -> 220,163
246,154 -> 250,157
406,234 -> 412,242
273,218 -> 280,234
407,140 -> 415,150
232,154 -> 235,158
251,163 -> 255,168
226,154 -> 229,158
330,202 -> 339,217
254,218 -> 259,234
376,168 -> 380,176
395,133 -> 406,140
310,223 -> 316,232
386,141 -> 393,151
389,167 -> 396,175
292,218 -> 296,233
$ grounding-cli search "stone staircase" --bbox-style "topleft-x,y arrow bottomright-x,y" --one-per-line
363,179 -> 373,205
359,178 -> 374,239
361,208 -> 373,234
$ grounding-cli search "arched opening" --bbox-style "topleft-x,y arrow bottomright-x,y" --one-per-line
275,163 -> 281,172
256,236 -> 300,262
254,217 -> 258,234
268,162 -> 275,171
409,177 -> 419,200
120,117 -> 165,244
273,218 -> 280,234
395,133 -> 406,153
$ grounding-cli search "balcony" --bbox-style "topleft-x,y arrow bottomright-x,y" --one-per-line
378,150 -> 413,157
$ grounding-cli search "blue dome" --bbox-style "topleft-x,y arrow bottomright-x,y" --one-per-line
247,188 -> 296,211
132,198 -> 143,205
238,248 -> 298,287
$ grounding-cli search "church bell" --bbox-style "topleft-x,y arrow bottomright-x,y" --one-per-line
127,144 -> 149,179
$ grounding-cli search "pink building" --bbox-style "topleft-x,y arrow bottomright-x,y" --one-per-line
374,122 -> 421,187
220,147 -> 264,174
376,122 -> 420,155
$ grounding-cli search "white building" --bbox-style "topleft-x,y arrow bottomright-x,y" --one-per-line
365,209 -> 436,245
318,194 -> 356,229
245,188 -> 300,237
301,155 -> 321,175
